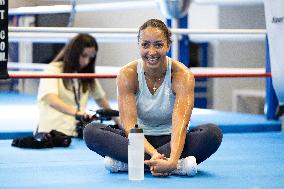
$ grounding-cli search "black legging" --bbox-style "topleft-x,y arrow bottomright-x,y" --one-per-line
83,123 -> 223,164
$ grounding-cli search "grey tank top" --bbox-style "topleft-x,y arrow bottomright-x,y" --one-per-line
136,57 -> 175,136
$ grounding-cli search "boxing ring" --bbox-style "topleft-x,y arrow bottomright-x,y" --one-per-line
1,1 -> 284,189
4,26 -> 281,135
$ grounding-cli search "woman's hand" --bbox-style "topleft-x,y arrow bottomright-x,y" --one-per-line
145,158 -> 177,177
150,151 -> 165,161
144,151 -> 177,177
75,111 -> 92,122
112,117 -> 123,130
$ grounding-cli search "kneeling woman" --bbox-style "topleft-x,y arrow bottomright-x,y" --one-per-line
84,19 -> 222,177
37,34 -> 119,138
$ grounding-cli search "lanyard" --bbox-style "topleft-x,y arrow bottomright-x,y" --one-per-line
71,79 -> 81,111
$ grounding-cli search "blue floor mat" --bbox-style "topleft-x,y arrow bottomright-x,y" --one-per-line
1,132 -> 284,189
0,92 -> 281,139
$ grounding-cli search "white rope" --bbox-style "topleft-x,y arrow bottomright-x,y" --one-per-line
9,33 -> 137,43
9,27 -> 266,43
8,1 -> 158,15
8,62 -> 47,71
8,62 -> 266,75
8,0 -> 263,16
173,28 -> 266,35
9,32 -> 265,43
9,27 -> 267,35
8,62 -> 120,74
190,34 -> 265,42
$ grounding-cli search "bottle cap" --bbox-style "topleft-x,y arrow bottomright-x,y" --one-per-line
130,124 -> 143,133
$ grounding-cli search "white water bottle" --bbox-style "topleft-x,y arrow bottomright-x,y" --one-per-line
128,124 -> 144,180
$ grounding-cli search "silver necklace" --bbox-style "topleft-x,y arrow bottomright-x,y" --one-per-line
144,72 -> 165,92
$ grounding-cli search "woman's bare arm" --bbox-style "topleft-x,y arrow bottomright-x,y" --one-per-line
43,93 -> 78,116
117,64 -> 138,135
117,63 -> 160,157
169,62 -> 195,165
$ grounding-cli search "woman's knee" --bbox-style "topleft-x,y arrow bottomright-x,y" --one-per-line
189,123 -> 223,154
205,123 -> 223,144
187,124 -> 223,164
192,124 -> 222,143
83,123 -> 105,148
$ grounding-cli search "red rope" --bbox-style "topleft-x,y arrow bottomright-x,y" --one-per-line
8,72 -> 272,79
8,73 -> 117,79
194,73 -> 272,78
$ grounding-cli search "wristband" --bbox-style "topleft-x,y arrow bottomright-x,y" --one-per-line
75,110 -> 81,121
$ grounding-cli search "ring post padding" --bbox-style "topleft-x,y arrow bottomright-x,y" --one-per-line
0,1 -> 9,79
0,64 -> 8,79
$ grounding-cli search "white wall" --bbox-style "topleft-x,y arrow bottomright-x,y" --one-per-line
213,5 -> 266,111
9,1 -> 267,113
189,4 -> 266,112
188,4 -> 219,29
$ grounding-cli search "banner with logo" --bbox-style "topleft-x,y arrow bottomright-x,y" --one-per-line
264,0 -> 284,106
0,0 -> 8,79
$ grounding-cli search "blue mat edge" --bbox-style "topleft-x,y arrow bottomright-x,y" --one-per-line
1,123 -> 281,140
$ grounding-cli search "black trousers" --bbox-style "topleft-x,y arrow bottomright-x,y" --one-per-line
83,123 -> 223,164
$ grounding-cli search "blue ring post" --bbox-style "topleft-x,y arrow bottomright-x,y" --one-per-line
166,16 -> 190,67
265,36 -> 278,120
178,16 -> 190,67
166,19 -> 172,58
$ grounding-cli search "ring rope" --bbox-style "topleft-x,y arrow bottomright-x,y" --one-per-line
8,63 -> 270,78
8,73 -> 117,79
8,63 -> 121,74
9,27 -> 267,35
9,33 -> 138,43
9,1 -> 158,15
7,72 -> 271,79
9,33 -> 265,43
8,1 -> 263,16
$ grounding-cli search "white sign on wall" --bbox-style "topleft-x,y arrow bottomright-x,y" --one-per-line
0,0 -> 8,79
